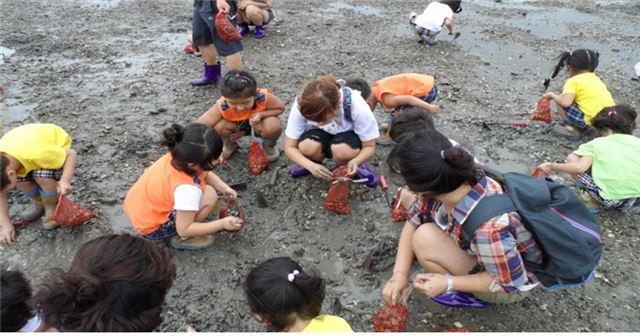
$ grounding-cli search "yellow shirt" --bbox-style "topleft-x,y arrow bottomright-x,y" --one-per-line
0,124 -> 72,177
562,72 -> 615,125
302,315 -> 353,333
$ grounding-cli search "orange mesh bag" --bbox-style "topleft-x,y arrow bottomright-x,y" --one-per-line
324,165 -> 351,215
248,135 -> 269,175
530,98 -> 552,124
390,188 -> 408,223
215,11 -> 241,43
51,194 -> 96,228
373,303 -> 409,332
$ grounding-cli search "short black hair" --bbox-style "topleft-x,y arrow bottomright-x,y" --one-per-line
591,105 -> 637,135
244,257 -> 325,332
33,234 -> 176,332
397,130 -> 477,194
344,78 -> 371,101
161,123 -> 223,175
1,268 -> 34,332
220,70 -> 258,99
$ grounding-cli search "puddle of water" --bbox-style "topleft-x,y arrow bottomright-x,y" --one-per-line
327,2 -> 382,17
82,0 -> 122,10
0,46 -> 16,65
101,205 -> 135,233
158,33 -> 187,51
1,87 -> 36,125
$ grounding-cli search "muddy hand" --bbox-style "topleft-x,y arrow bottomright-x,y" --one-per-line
0,224 -> 16,244
536,162 -> 554,175
223,187 -> 237,201
249,112 -> 262,127
310,163 -> 333,180
216,0 -> 230,13
347,160 -> 358,176
382,275 -> 408,304
221,216 -> 244,232
58,180 -> 73,195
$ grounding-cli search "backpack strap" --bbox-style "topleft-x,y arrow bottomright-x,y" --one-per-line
337,79 -> 353,122
462,194 -> 517,241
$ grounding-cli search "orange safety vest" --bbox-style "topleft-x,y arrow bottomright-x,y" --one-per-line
124,154 -> 207,235
371,74 -> 435,109
218,88 -> 269,122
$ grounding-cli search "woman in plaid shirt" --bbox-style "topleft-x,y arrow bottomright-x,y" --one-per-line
382,130 -> 542,305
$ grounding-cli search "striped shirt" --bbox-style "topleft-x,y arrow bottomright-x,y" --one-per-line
406,175 -> 542,293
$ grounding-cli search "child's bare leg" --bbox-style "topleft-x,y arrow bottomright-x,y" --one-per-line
298,139 -> 324,162
412,223 -> 477,275
16,181 -> 39,195
213,119 -> 240,137
199,44 -> 218,65
254,116 -> 282,140
225,52 -> 242,71
330,144 -> 360,165
34,177 -> 57,194
245,5 -> 268,25
194,186 -> 217,222
16,181 -> 44,220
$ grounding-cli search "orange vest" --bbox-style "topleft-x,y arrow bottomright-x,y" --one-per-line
372,74 -> 435,109
218,88 -> 269,122
124,154 -> 207,235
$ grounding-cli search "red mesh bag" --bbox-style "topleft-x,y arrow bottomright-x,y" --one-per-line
530,98 -> 552,124
324,166 -> 351,215
390,188 -> 407,223
51,194 -> 96,228
373,303 -> 409,332
248,139 -> 269,175
215,11 -> 241,43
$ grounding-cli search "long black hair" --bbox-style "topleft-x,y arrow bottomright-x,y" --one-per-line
244,257 -> 325,332
161,123 -> 223,176
591,105 -> 637,135
397,130 -> 478,195
544,49 -> 600,89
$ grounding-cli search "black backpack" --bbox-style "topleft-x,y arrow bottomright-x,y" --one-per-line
463,168 -> 602,289
441,0 -> 462,13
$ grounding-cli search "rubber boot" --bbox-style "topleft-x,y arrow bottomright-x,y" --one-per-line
238,22 -> 250,36
254,25 -> 266,39
222,140 -> 238,159
19,190 -> 45,222
41,194 -> 60,230
191,62 -> 221,86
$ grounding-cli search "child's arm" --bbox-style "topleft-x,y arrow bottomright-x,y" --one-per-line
537,154 -> 593,175
346,140 -> 375,175
0,192 -> 15,244
58,148 -> 77,195
283,137 -> 333,179
543,92 -> 575,108
382,94 -> 440,115
205,171 -> 236,199
382,222 -> 416,304
197,104 -> 224,128
174,210 -> 242,237
444,17 -> 454,35
249,92 -> 285,126
413,271 -> 498,297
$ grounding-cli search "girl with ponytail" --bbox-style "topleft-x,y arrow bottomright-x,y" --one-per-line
381,130 -> 542,306
244,257 -> 353,332
124,123 -> 243,250
542,49 -> 615,141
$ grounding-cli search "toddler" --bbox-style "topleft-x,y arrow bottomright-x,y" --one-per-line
409,0 -> 461,45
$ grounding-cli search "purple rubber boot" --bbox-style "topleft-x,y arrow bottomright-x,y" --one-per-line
355,164 -> 378,188
191,62 -> 221,86
254,25 -> 266,39
289,165 -> 311,178
238,22 -> 250,36
430,291 -> 489,309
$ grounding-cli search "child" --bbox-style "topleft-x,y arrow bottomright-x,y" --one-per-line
1,269 -> 43,332
191,0 -> 243,86
542,49 -> 615,140
409,0 -> 460,45
0,123 -> 77,244
537,105 -> 640,211
237,0 -> 274,39
348,74 -> 440,145
34,233 -> 176,332
244,257 -> 353,332
382,130 -> 541,305
197,70 -> 284,161
284,76 -> 379,186
124,123 -> 244,250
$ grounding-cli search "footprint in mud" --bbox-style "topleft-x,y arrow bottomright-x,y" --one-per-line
363,240 -> 398,273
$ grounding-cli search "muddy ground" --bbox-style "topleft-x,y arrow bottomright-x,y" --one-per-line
1,0 -> 639,332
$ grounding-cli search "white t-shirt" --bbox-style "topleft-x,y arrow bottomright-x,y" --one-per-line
414,2 -> 453,33
173,184 -> 203,211
285,88 -> 380,142
635,61 -> 640,77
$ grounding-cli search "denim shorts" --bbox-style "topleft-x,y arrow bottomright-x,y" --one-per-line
144,210 -> 177,240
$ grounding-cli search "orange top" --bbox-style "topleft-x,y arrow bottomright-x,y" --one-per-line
124,153 -> 207,235
371,74 -> 435,109
218,88 -> 269,122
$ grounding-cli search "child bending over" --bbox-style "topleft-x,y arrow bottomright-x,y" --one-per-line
537,105 -> 639,211
237,0 -> 274,39
198,70 -> 284,162
0,123 -> 77,244
124,123 -> 243,250
284,76 -> 379,186
409,0 -> 461,45
244,257 -> 353,332
34,234 -> 176,331
543,49 -> 615,141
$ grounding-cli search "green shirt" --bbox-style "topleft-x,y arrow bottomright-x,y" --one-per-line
574,134 -> 640,200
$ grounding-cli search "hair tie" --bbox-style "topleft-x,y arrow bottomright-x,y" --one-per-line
440,150 -> 446,160
287,270 -> 300,282
608,110 -> 617,117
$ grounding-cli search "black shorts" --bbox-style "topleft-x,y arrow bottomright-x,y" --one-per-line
299,129 -> 362,158
192,0 -> 243,57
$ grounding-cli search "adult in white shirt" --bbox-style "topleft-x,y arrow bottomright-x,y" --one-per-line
284,76 -> 379,185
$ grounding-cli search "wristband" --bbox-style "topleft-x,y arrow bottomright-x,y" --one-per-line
446,274 -> 454,292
